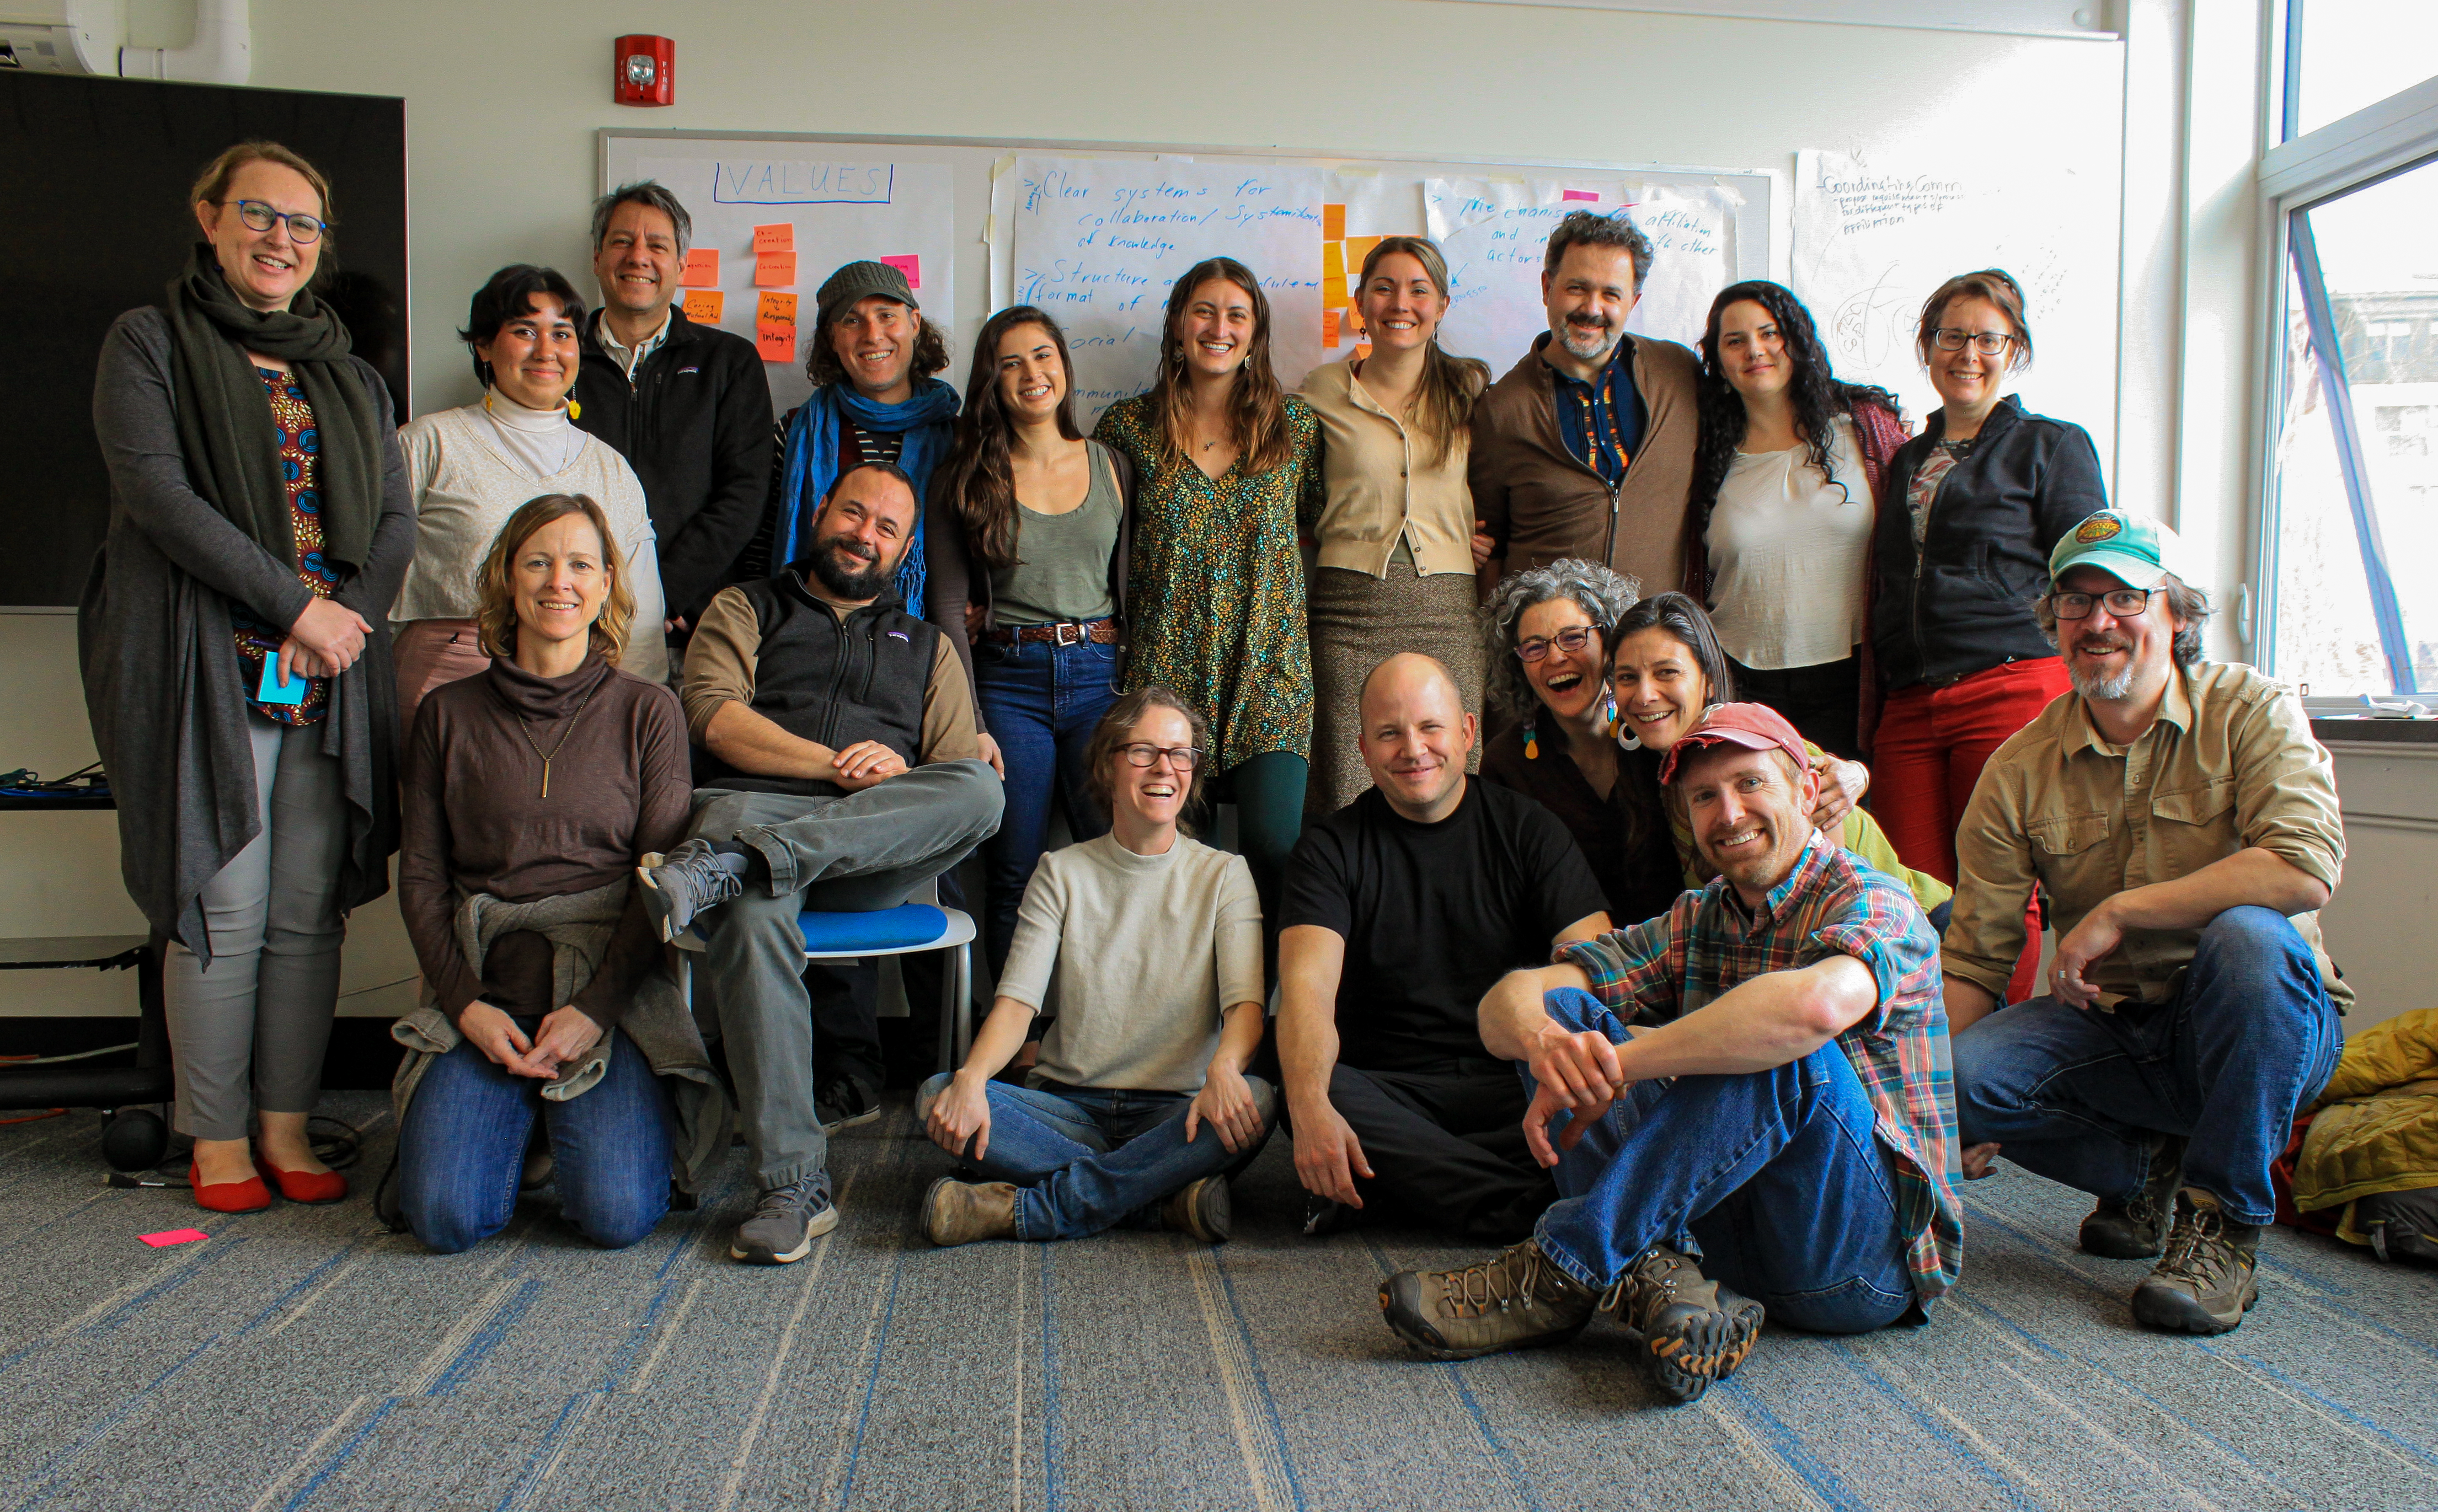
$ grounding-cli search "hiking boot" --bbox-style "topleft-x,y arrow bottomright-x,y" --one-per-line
729,1172 -> 838,1264
2131,1188 -> 2260,1334
1162,1177 -> 1232,1243
2081,1133 -> 2187,1259
816,1076 -> 882,1134
1378,1240 -> 1599,1360
923,1178 -> 1018,1246
638,839 -> 744,942
1608,1246 -> 1767,1404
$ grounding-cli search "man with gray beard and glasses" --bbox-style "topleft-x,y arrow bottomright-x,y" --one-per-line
1468,211 -> 1703,599
1943,510 -> 2349,1338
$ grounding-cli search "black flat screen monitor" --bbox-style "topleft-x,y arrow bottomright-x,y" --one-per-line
0,71 -> 407,607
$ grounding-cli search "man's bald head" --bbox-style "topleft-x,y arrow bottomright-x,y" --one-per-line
1357,653 -> 1477,823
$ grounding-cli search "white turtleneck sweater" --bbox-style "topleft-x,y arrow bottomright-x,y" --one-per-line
392,393 -> 669,682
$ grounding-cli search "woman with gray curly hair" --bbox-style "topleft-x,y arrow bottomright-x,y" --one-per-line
1475,560 -> 1684,927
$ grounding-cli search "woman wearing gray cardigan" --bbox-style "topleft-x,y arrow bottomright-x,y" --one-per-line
82,142 -> 413,1213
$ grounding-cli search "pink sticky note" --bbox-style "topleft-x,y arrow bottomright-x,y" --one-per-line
880,253 -> 921,289
140,1228 -> 209,1247
1562,189 -> 1600,202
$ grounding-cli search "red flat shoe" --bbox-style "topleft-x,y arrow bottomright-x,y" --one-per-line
190,1161 -> 272,1214
255,1159 -> 348,1205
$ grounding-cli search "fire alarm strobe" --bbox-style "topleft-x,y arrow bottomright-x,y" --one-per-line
615,35 -> 674,106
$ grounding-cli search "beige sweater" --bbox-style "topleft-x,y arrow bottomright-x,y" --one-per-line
1002,834 -> 1264,1093
392,404 -> 668,682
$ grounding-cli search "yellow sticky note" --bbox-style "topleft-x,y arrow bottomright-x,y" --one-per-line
757,323 -> 796,363
1322,275 -> 1348,306
679,248 -> 720,288
758,292 -> 798,324
1322,203 -> 1345,240
1322,308 -> 1341,349
682,289 -> 725,323
754,252 -> 797,288
1322,242 -> 1345,278
753,223 -> 794,255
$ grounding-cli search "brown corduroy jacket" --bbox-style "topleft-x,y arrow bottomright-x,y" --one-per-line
1468,330 -> 1703,597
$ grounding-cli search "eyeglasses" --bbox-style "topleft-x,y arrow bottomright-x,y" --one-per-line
222,199 -> 327,244
2050,587 -> 2161,619
1116,743 -> 1206,770
1930,328 -> 2014,356
1514,625 -> 1602,663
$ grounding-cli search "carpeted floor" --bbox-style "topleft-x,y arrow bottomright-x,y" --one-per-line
3,1092 -> 2435,1511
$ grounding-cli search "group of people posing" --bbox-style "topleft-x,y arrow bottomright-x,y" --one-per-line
82,139 -> 2349,1409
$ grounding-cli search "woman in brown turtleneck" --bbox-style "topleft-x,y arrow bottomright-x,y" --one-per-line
393,492 -> 691,1253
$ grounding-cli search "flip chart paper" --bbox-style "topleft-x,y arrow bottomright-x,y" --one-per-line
1010,156 -> 1329,423
1429,177 -> 1739,352
680,248 -> 719,288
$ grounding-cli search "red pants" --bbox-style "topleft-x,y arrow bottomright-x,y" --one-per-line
1873,658 -> 2073,1003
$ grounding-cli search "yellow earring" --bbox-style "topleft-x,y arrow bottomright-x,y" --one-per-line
566,399 -> 581,421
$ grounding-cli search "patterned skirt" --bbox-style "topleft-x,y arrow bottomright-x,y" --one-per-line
1305,559 -> 1485,817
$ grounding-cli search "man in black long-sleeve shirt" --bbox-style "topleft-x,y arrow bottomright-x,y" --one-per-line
573,181 -> 775,648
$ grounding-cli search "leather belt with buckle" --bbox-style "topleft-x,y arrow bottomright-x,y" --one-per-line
981,618 -> 1118,647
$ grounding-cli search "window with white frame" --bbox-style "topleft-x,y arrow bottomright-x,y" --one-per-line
2260,1 -> 2438,698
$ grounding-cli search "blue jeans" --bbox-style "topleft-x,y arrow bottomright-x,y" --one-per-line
974,635 -> 1120,974
1528,989 -> 1919,1334
397,1023 -> 674,1254
1952,906 -> 2341,1227
918,1073 -> 1276,1240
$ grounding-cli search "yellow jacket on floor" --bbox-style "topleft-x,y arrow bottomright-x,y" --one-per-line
2297,1006 -> 2438,1246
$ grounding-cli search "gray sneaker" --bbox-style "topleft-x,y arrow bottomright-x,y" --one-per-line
730,1172 -> 838,1264
638,839 -> 744,942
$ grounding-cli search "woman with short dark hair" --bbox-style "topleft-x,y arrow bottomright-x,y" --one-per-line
391,493 -> 697,1253
1869,269 -> 2108,1000
393,265 -> 667,725
1690,280 -> 1910,761
83,140 -> 415,1211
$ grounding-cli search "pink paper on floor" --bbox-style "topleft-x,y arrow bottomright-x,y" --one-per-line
140,1228 -> 208,1247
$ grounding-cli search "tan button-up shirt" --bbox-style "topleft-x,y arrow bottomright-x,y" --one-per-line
1296,358 -> 1477,577
1945,660 -> 2350,1011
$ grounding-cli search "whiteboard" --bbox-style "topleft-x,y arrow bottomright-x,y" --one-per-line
604,132 -> 1776,422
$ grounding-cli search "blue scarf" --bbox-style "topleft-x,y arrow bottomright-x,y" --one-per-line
776,378 -> 961,612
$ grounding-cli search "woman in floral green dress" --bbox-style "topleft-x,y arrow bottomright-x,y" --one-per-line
1093,256 -> 1320,918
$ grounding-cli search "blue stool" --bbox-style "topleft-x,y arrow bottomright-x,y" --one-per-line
675,879 -> 979,1073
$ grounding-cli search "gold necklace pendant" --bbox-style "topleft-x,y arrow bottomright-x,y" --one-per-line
514,682 -> 600,799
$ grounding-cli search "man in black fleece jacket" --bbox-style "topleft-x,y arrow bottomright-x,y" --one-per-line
574,181 -> 775,640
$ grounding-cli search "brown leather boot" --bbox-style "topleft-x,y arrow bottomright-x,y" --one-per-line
1378,1241 -> 1600,1360
922,1178 -> 1019,1247
1607,1246 -> 1767,1404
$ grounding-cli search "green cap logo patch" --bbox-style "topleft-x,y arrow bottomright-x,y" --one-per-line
2075,516 -> 2122,544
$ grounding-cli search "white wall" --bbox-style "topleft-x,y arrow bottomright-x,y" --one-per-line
4,1 -> 2213,1021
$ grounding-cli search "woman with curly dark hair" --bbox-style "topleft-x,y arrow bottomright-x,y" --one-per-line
1690,280 -> 1909,760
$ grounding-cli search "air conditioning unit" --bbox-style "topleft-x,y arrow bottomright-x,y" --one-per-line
0,0 -> 121,75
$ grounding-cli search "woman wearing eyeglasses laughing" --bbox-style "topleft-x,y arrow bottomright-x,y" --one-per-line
1869,269 -> 2109,1003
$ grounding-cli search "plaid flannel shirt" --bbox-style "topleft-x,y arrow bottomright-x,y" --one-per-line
1557,833 -> 1964,1304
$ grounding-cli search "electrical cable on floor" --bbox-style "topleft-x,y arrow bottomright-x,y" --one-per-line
103,1112 -> 365,1190
0,1043 -> 140,1064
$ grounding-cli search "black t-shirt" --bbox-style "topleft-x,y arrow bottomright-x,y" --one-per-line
1282,779 -> 1610,1071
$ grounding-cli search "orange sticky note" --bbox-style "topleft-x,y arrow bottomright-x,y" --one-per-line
1322,203 -> 1345,240
1562,189 -> 1600,202
1322,308 -> 1341,348
753,223 -> 794,254
1322,242 -> 1345,278
680,248 -> 719,288
757,292 -> 798,324
1347,234 -> 1384,269
1322,275 -> 1349,306
757,324 -> 796,363
754,252 -> 796,288
682,289 -> 724,324
880,253 -> 921,289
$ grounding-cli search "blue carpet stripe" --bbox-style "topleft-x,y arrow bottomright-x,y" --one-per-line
1717,1379 -> 1874,1512
1945,1292 -> 2070,1362
1832,1338 -> 2047,1512
284,1397 -> 400,1511
241,1244 -> 359,1336
429,1276 -> 546,1396
1207,1247 -> 1308,1512
492,1391 -> 593,1512
86,1235 -> 249,1333
2206,1345 -> 2438,1478
1442,1363 -> 1549,1512
1040,1243 -> 1063,1512
837,1243 -> 911,1507
9,1331 -> 220,1507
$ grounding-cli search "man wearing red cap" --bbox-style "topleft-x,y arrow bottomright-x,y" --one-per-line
1376,701 -> 1959,1405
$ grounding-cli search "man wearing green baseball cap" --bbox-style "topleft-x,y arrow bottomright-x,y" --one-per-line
1942,507 -> 2350,1337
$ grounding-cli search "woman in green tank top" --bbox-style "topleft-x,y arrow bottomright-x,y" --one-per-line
928,306 -> 1135,974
